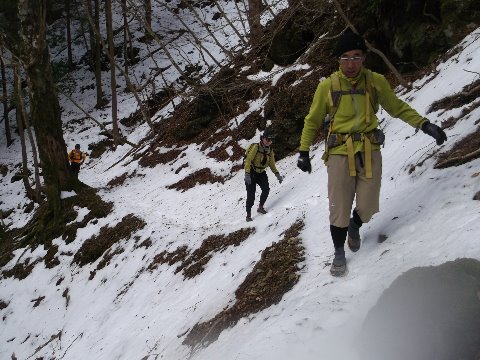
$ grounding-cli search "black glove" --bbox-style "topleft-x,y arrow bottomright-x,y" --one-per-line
421,121 -> 447,145
244,172 -> 252,185
297,151 -> 311,173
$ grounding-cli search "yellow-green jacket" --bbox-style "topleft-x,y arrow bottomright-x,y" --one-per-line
299,67 -> 427,155
244,143 -> 279,174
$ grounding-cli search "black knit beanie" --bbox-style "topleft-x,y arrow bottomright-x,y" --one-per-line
334,29 -> 367,57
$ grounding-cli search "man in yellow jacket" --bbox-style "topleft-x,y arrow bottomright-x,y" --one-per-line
244,128 -> 283,222
297,30 -> 446,276
68,144 -> 87,178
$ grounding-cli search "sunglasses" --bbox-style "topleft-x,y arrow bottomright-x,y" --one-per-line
339,56 -> 363,62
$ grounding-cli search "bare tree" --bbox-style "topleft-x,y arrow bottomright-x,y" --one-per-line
331,0 -> 407,87
93,0 -> 106,107
1,48 -> 13,146
182,1 -> 234,60
105,0 -> 120,146
247,0 -> 262,42
24,113 -> 42,202
212,0 -> 248,47
66,0 -> 74,69
125,0 -> 197,84
233,0 -> 248,35
3,0 -> 83,220
144,0 -> 152,40
13,64 -> 35,200
262,0 -> 276,17
158,0 -> 222,67
14,63 -> 43,203
121,0 -> 130,75
83,0 -> 155,133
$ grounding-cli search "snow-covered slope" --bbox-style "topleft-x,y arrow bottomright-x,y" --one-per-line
0,2 -> 479,359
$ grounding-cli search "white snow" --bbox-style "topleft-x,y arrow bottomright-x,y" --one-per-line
0,1 -> 479,359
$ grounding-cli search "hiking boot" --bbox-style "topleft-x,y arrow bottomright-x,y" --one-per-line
330,248 -> 347,277
347,218 -> 361,252
246,212 -> 252,222
257,206 -> 267,215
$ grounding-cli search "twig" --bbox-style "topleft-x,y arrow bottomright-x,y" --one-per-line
463,69 -> 480,76
60,332 -> 83,359
423,2 -> 440,23
27,331 -> 62,359
331,0 -> 408,88
59,89 -> 138,148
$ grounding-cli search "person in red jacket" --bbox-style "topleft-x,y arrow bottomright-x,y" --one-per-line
68,144 -> 87,178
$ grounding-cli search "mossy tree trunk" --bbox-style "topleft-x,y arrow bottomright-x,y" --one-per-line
3,0 -> 84,221
1,50 -> 13,147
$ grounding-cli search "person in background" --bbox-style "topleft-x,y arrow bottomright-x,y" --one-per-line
244,128 -> 283,222
297,29 -> 447,276
68,143 -> 87,178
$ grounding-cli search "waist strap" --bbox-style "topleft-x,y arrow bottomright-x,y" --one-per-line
326,130 -> 380,178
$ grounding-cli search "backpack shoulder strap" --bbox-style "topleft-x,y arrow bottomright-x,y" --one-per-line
365,69 -> 379,111
328,73 -> 342,119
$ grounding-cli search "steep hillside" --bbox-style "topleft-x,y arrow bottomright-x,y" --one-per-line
0,1 -> 479,359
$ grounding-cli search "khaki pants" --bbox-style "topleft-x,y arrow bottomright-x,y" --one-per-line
327,151 -> 382,228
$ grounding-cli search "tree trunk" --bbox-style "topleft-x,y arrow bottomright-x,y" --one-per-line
27,46 -> 78,217
93,0 -> 105,107
122,0 -> 129,76
183,0 -> 234,60
105,0 -> 120,146
1,50 -> 13,147
161,1 -> 222,67
247,0 -> 262,42
212,0 -> 247,47
25,89 -> 43,203
75,0 -> 90,53
66,0 -> 74,69
233,0 -> 248,35
85,0 -> 96,67
14,64 -> 35,200
11,0 -> 82,219
85,0 -> 156,134
144,0 -> 152,40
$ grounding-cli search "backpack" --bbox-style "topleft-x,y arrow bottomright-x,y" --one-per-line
325,69 -> 379,134
322,69 -> 381,177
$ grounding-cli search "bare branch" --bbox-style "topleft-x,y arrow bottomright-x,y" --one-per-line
59,89 -> 138,148
80,0 -> 155,134
331,0 -> 408,88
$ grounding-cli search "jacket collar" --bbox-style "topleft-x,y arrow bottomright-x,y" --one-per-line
337,67 -> 365,87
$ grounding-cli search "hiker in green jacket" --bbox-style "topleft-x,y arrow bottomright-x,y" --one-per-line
297,30 -> 447,276
244,128 -> 283,222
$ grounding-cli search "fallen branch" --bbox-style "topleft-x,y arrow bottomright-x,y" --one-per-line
435,148 -> 480,168
463,69 -> 480,76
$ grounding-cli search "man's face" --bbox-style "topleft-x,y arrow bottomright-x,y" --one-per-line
338,49 -> 365,78
262,137 -> 273,147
